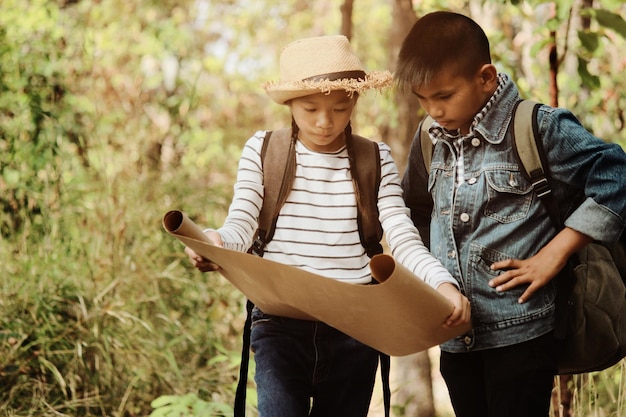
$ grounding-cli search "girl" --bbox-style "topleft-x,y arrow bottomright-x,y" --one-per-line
186,35 -> 470,417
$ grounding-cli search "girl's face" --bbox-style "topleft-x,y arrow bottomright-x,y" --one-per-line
289,90 -> 356,152
412,64 -> 498,135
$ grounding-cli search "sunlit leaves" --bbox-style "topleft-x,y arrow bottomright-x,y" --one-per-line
593,9 -> 626,38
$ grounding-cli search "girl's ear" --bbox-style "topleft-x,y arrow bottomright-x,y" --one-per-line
479,64 -> 498,91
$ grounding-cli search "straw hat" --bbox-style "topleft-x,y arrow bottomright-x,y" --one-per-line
263,35 -> 392,105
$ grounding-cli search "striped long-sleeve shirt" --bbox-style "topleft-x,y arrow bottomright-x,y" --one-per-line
216,130 -> 456,290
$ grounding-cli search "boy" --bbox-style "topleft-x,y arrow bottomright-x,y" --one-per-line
395,11 -> 626,417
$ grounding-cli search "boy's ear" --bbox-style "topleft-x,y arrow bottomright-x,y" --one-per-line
478,64 -> 498,90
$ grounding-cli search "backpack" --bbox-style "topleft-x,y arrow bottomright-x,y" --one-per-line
250,127 -> 384,258
234,128 -> 390,417
419,100 -> 626,375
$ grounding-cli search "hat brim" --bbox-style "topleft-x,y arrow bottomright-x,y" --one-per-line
264,70 -> 392,105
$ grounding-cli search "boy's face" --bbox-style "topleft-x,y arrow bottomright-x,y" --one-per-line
412,64 -> 498,135
289,90 -> 356,152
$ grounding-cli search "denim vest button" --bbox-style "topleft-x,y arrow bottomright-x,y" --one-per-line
471,138 -> 481,147
468,177 -> 477,185
447,250 -> 456,259
460,213 -> 470,222
463,335 -> 473,345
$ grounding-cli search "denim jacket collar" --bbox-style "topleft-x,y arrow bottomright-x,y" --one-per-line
429,74 -> 522,146
473,74 -> 522,145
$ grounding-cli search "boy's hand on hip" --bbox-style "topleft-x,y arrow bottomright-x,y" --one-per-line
488,254 -> 562,304
488,228 -> 590,303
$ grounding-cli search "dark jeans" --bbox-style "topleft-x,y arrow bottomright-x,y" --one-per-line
250,308 -> 379,417
440,332 -> 558,417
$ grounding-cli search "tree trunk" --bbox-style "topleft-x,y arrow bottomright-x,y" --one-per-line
340,0 -> 354,40
392,352 -> 437,417
386,0 -> 421,175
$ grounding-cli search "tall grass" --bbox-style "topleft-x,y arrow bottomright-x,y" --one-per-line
0,163 -> 245,416
571,363 -> 626,417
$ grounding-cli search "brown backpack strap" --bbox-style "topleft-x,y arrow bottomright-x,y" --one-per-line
349,134 -> 383,257
250,128 -> 296,256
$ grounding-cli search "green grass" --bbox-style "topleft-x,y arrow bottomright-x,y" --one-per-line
0,166 -> 244,416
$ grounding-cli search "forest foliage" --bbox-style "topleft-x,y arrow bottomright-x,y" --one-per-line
1,0 -> 625,415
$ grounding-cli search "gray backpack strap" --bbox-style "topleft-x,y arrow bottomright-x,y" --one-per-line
511,100 -> 551,198
511,100 -> 563,225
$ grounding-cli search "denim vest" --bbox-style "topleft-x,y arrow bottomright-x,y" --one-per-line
422,77 -> 626,353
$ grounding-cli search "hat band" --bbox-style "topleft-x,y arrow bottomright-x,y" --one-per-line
303,70 -> 367,82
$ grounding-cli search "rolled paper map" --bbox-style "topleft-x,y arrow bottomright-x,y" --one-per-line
163,210 -> 212,244
163,209 -> 472,356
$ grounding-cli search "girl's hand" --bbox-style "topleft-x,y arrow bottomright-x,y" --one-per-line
184,230 -> 223,272
437,282 -> 471,327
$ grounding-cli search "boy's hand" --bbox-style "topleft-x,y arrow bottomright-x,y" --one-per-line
437,282 -> 471,327
488,227 -> 592,304
488,255 -> 561,304
184,230 -> 223,272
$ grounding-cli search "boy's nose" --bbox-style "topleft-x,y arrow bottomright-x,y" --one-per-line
429,105 -> 444,118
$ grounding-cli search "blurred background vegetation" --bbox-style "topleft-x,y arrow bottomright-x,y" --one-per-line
1,0 -> 624,416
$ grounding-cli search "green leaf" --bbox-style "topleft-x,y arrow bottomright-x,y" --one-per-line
577,57 -> 601,90
148,409 -> 167,417
555,0 -> 575,21
594,9 -> 626,38
151,395 -> 176,408
578,30 -> 600,52
546,17 -> 562,32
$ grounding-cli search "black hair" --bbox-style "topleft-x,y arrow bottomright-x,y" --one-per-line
395,11 -> 492,93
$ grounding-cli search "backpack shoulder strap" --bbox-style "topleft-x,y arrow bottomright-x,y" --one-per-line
510,100 -> 561,227
233,299 -> 254,417
350,135 -> 383,257
420,115 -> 435,174
251,128 -> 296,256
512,100 -> 549,195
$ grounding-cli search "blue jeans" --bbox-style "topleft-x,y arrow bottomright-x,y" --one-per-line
440,332 -> 558,417
250,308 -> 379,417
